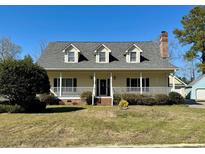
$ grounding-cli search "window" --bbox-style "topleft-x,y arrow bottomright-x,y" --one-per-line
126,78 -> 149,92
68,52 -> 75,62
130,52 -> 137,62
53,78 -> 77,93
99,52 -> 106,62
62,78 -> 73,87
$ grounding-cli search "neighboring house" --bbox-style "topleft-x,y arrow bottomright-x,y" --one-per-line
185,74 -> 205,101
38,31 -> 177,105
169,74 -> 187,97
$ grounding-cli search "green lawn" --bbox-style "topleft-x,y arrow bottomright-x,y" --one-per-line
1,105 -> 205,147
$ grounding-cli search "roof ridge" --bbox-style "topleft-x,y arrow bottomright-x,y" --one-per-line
49,41 -> 154,43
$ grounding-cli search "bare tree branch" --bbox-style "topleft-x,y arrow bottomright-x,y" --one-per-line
0,37 -> 21,61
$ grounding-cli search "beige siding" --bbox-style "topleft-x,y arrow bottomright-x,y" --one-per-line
47,70 -> 171,87
112,71 -> 169,87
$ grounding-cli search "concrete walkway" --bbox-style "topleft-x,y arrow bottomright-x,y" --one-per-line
96,143 -> 205,148
188,101 -> 205,109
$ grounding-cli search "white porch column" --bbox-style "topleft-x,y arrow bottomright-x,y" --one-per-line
140,72 -> 143,94
92,72 -> 96,105
172,73 -> 175,91
110,72 -> 113,106
59,72 -> 62,97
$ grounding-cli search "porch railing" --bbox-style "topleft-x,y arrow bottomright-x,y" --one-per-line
51,87 -> 93,97
51,86 -> 172,97
113,87 -> 172,95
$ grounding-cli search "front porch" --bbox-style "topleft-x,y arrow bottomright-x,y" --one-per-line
48,70 -> 175,105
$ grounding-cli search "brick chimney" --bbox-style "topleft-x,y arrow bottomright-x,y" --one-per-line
160,31 -> 168,58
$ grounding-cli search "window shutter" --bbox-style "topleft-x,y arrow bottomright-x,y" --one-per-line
146,78 -> 149,87
73,78 -> 77,87
64,54 -> 68,62
107,79 -> 110,96
142,78 -> 145,87
168,77 -> 170,87
54,78 -> 57,87
96,79 -> 99,96
73,78 -> 77,92
126,78 -> 130,87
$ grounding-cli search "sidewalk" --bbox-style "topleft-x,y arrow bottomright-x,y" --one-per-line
188,102 -> 205,109
96,143 -> 205,148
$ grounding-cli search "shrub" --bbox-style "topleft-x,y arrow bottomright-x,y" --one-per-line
0,104 -> 24,113
114,93 -> 156,105
169,92 -> 185,104
155,94 -> 170,105
80,91 -> 92,105
0,56 -> 50,112
119,100 -> 129,109
114,93 -> 175,106
23,98 -> 47,113
140,96 -> 156,106
113,93 -> 122,105
38,94 -> 60,105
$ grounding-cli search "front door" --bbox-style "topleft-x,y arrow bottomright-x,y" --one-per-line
100,79 -> 107,95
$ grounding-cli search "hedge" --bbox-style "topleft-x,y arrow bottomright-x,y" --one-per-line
113,92 -> 185,106
0,104 -> 24,113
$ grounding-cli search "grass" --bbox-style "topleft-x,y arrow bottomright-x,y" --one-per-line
1,105 -> 205,147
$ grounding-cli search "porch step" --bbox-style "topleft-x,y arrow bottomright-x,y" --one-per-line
96,97 -> 112,106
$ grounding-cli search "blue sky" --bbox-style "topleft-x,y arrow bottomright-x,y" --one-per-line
0,5 -> 195,76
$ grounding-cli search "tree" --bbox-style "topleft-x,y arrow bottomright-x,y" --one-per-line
33,40 -> 48,61
174,6 -> 205,73
39,40 -> 48,55
0,37 -> 21,60
0,56 -> 50,112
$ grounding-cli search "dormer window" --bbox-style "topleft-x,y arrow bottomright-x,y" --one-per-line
99,52 -> 106,62
130,52 -> 137,62
68,51 -> 75,62
94,44 -> 111,63
62,44 -> 80,63
125,44 -> 142,63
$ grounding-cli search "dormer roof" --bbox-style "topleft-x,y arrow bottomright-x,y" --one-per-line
62,44 -> 80,53
125,44 -> 143,53
94,44 -> 111,53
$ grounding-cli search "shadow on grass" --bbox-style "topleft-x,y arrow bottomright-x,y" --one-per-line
185,99 -> 201,105
44,106 -> 86,113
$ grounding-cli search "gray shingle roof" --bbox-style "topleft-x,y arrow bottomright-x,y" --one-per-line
37,41 -> 176,70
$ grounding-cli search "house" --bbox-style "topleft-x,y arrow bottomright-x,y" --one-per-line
38,31 -> 177,105
169,74 -> 187,97
185,74 -> 205,101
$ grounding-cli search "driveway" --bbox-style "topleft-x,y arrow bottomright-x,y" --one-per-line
188,100 -> 205,109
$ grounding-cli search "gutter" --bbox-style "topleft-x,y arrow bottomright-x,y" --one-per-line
44,67 -> 176,71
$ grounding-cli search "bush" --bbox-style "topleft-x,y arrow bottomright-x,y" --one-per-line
113,93 -> 122,105
119,100 -> 129,109
155,94 -> 170,105
114,93 -> 142,105
38,94 -> 60,105
114,93 -> 178,106
80,91 -> 92,105
0,104 -> 24,113
0,56 -> 50,112
140,96 -> 156,106
22,98 -> 47,113
169,92 -> 185,104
